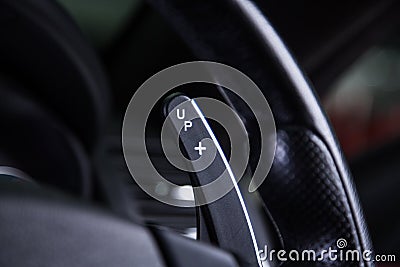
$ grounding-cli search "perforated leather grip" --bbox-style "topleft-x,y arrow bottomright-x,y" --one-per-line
260,128 -> 372,266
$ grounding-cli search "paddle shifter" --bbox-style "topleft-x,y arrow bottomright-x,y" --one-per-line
163,94 -> 277,267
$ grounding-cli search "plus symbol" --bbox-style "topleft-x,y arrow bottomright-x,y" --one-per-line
194,142 -> 207,156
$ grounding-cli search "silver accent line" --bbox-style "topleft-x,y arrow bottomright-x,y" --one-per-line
0,166 -> 34,183
190,99 -> 263,267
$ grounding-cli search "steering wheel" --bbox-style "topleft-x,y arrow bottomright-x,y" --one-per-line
0,0 -> 374,267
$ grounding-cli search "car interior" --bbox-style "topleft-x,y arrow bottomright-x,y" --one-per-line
0,0 -> 399,266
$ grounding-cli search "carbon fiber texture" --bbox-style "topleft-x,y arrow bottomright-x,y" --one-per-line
260,128 -> 372,267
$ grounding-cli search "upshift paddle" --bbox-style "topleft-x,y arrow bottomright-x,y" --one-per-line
163,94 -> 274,267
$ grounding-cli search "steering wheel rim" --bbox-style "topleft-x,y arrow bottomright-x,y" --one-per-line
145,0 -> 374,266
